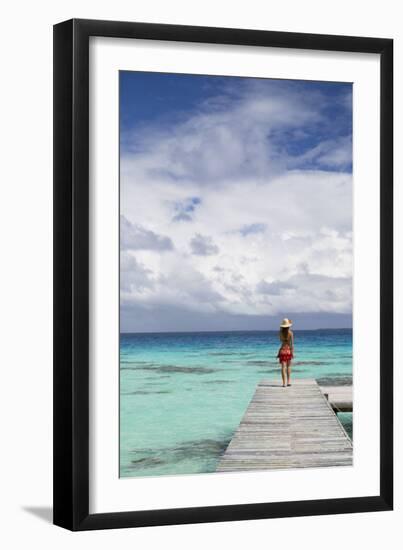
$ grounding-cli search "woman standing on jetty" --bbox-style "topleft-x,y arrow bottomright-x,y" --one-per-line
277,318 -> 294,387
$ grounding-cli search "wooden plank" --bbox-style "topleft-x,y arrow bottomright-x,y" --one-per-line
217,379 -> 352,472
319,385 -> 353,412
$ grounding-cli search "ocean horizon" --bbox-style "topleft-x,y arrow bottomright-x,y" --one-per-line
120,328 -> 353,478
120,327 -> 351,334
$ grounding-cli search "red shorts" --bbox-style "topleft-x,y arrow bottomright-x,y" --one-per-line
278,345 -> 293,363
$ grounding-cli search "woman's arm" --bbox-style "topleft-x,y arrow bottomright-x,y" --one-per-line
277,331 -> 282,357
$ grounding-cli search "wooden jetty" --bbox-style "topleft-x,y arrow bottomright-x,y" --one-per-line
217,379 -> 352,472
319,385 -> 352,412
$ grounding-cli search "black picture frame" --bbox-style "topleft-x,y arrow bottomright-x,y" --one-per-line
53,18 -> 393,531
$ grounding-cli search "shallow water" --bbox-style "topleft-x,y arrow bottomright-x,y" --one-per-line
120,329 -> 352,477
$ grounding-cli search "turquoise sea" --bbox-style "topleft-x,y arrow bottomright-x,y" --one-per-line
120,329 -> 352,478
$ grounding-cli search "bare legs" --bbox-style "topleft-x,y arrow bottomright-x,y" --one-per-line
281,361 -> 292,387
281,362 -> 287,387
286,361 -> 291,386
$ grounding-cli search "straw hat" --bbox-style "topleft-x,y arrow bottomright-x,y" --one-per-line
280,318 -> 292,328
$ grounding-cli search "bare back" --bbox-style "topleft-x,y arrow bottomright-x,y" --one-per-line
279,329 -> 293,347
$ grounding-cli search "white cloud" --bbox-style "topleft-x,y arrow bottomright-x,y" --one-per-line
121,257 -> 224,314
121,80 -> 325,185
239,223 -> 266,236
120,215 -> 173,251
257,280 -> 294,295
190,234 -> 219,256
120,81 -> 352,324
120,253 -> 155,293
289,135 -> 352,170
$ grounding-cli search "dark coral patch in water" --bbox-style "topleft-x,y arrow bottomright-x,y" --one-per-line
120,362 -> 156,369
317,376 -> 353,386
246,360 -> 278,366
293,361 -> 331,366
202,379 -> 232,384
121,364 -> 218,374
131,457 -> 165,467
122,390 -> 171,395
155,365 -> 217,374
128,437 -> 231,471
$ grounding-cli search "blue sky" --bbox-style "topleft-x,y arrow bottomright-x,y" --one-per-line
120,71 -> 352,332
